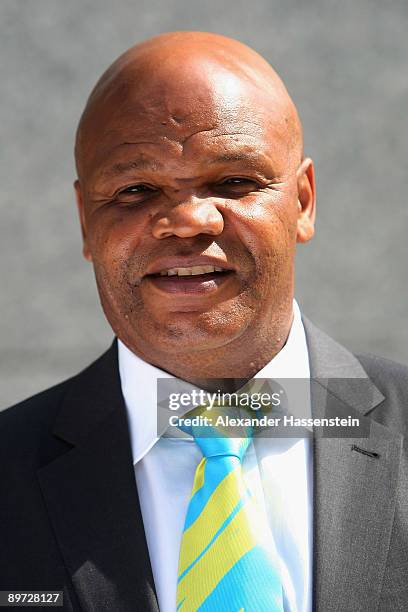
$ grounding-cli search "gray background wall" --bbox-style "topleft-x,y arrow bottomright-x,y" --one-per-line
1,0 -> 407,409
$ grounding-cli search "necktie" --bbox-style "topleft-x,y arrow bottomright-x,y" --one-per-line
176,408 -> 284,611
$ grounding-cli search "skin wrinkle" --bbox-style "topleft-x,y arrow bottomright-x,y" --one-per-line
74,31 -> 315,392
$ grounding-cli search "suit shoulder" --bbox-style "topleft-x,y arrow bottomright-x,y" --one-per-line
355,352 -> 408,435
0,344 -> 115,462
0,343 -> 115,425
0,377 -> 69,430
0,377 -> 74,463
355,352 -> 408,392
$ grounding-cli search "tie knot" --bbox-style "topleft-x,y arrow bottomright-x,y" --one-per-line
193,434 -> 251,461
177,403 -> 253,461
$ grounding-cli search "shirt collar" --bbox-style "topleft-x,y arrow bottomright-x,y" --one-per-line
118,299 -> 309,464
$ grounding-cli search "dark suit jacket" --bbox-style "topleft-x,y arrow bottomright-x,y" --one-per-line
1,318 -> 407,611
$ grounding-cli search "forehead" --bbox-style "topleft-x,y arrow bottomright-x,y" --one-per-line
79,62 -> 294,181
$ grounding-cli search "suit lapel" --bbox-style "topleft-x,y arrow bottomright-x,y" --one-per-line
37,342 -> 159,612
303,318 -> 403,612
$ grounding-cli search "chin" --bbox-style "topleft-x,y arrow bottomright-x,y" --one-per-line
133,309 -> 252,356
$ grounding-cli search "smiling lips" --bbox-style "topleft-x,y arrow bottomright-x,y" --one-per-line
155,265 -> 224,276
144,263 -> 234,294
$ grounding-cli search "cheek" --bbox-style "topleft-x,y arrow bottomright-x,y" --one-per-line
86,210 -> 150,307
226,191 -> 299,268
88,210 -> 143,261
87,206 -> 158,286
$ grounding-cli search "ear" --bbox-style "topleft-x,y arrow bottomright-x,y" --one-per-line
74,179 -> 92,261
296,157 -> 316,243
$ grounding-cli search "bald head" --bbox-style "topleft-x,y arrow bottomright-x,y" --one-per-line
75,32 -> 303,179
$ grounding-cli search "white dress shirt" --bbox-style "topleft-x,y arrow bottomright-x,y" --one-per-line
118,300 -> 313,612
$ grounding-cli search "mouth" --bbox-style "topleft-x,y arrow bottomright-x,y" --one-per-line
143,264 -> 235,295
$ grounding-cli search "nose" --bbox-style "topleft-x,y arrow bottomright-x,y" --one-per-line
151,198 -> 224,239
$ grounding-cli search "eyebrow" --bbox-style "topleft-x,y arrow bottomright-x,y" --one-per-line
208,153 -> 259,164
207,152 -> 275,172
101,158 -> 163,178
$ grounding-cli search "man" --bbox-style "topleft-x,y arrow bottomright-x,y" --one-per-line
0,31 -> 407,612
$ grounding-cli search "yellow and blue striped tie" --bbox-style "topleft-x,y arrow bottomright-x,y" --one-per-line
176,416 -> 284,611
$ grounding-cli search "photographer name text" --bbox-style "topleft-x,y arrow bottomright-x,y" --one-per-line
169,414 -> 360,428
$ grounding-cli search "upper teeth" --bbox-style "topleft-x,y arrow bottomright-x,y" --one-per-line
159,265 -> 224,276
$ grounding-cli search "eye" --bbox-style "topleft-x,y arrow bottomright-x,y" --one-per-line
120,184 -> 155,194
222,178 -> 251,184
115,183 -> 158,204
215,177 -> 261,195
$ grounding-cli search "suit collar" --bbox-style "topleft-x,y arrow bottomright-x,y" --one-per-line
302,315 -> 385,414
52,340 -> 121,446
